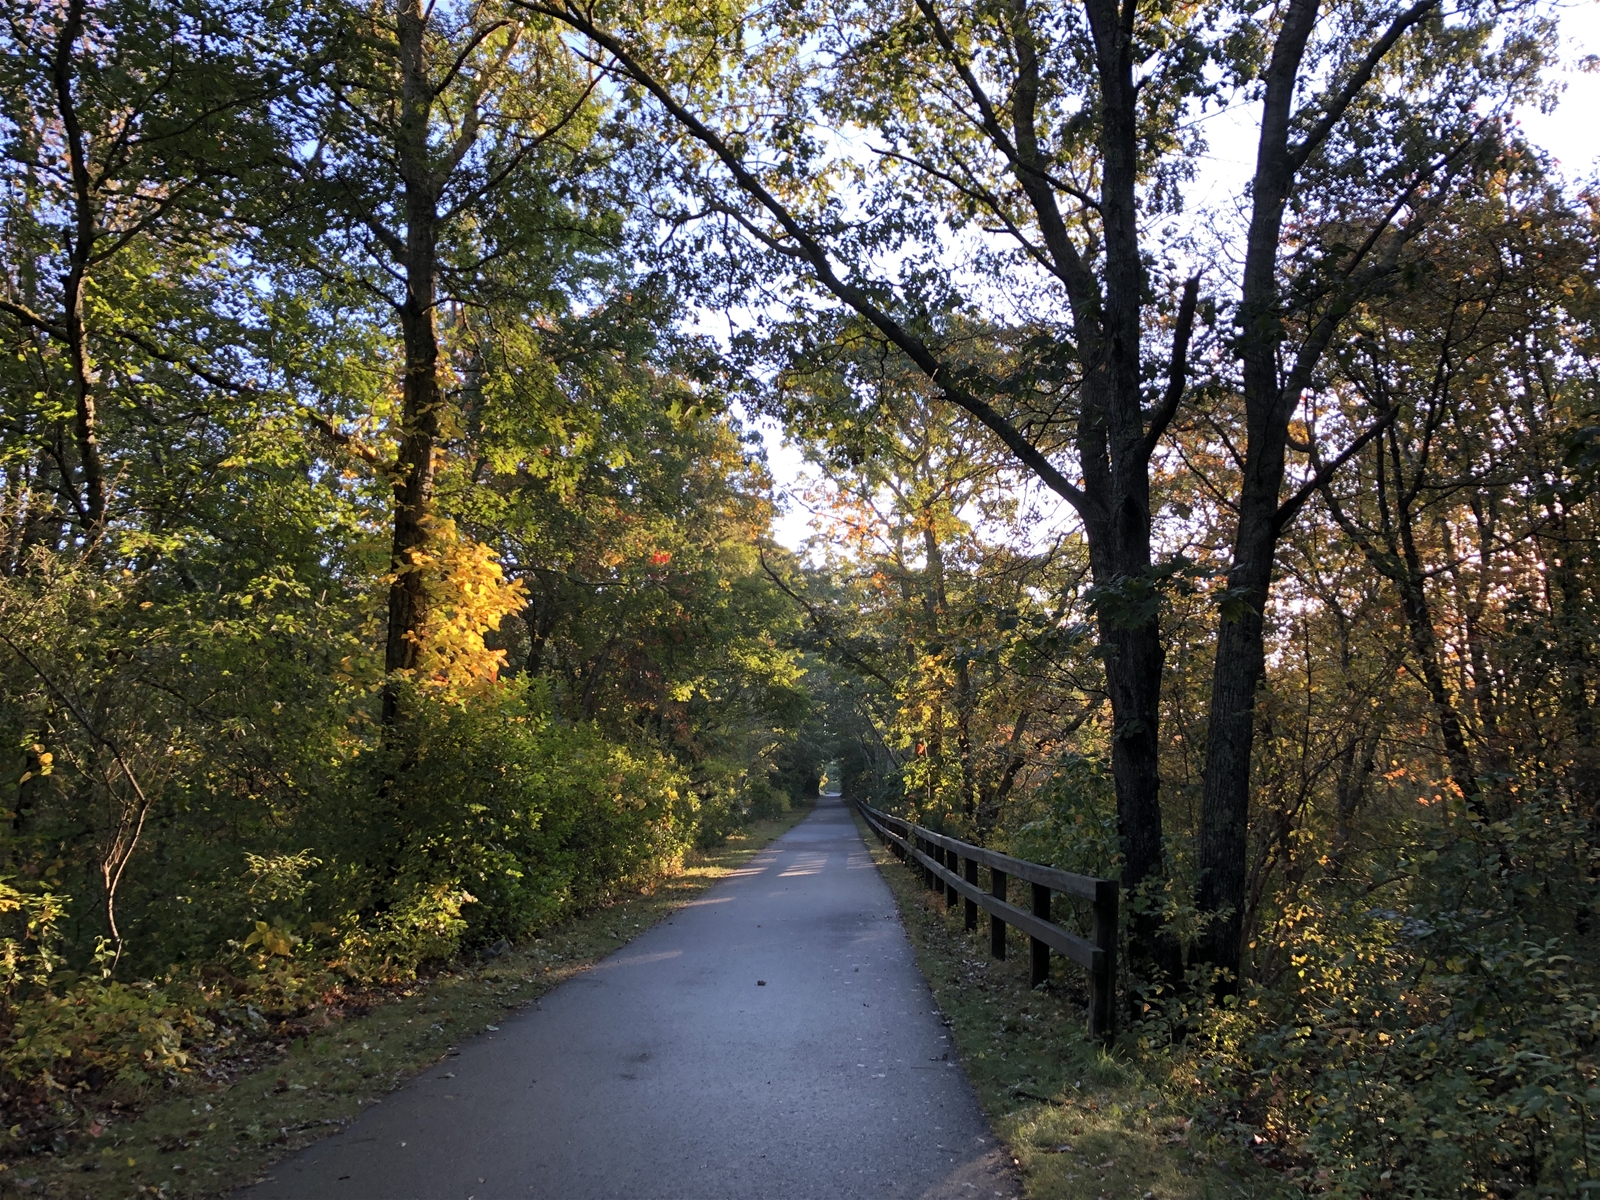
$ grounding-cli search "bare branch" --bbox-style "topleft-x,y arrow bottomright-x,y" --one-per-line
0,297 -> 67,338
433,18 -> 512,97
1274,406 -> 1398,536
1142,275 -> 1200,456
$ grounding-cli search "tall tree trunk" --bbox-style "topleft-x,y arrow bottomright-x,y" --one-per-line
1193,0 -> 1327,986
383,0 -> 444,722
1094,541 -> 1173,987
1077,0 -> 1181,991
1192,0 -> 1321,985
1193,0 -> 1438,986
51,0 -> 107,535
1195,458 -> 1288,983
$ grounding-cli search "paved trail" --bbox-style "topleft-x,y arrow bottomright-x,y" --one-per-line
248,796 -> 1017,1199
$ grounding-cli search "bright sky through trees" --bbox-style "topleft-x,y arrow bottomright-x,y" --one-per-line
761,0 -> 1600,552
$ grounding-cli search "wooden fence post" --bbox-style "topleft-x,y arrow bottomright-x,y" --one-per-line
861,804 -> 1114,1034
989,868 -> 1006,960
1030,883 -> 1051,987
1090,879 -> 1118,1039
963,857 -> 978,931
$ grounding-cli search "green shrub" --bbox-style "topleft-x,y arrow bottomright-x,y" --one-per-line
305,680 -> 699,977
2,979 -> 212,1094
336,882 -> 477,983
1002,752 -> 1120,879
1186,788 -> 1600,1197
0,880 -> 210,1097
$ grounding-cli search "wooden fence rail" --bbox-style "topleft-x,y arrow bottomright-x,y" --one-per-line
854,800 -> 1118,1039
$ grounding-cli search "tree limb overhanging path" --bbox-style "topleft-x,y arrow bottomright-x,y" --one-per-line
244,798 -> 1019,1199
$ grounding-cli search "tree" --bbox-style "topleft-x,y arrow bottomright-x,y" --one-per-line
1311,175 -> 1599,818
0,0 -> 282,552
770,323 -> 1103,840
271,0 -> 607,718
512,0 -> 1549,985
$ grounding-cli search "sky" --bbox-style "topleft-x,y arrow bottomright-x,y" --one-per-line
756,1 -> 1600,552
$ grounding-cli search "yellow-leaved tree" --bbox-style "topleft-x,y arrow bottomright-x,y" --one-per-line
397,517 -> 527,699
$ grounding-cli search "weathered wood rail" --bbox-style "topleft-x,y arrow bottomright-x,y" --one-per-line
854,800 -> 1118,1038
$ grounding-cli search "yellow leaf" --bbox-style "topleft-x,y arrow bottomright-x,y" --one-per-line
397,517 -> 528,701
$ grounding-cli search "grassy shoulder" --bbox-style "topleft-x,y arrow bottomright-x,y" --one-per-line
850,808 -> 1291,1200
4,803 -> 813,1200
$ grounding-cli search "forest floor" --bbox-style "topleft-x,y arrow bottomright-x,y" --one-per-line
0,803 -> 814,1200
850,807 -> 1296,1200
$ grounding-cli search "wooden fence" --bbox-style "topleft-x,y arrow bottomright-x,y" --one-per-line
854,800 -> 1118,1039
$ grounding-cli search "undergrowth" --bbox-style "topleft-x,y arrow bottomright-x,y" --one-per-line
0,804 -> 811,1199
853,808 -> 1293,1200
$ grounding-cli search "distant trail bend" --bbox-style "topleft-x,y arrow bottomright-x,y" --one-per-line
245,796 -> 1019,1199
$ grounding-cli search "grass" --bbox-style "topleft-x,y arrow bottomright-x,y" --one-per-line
1,803 -> 813,1200
849,806 -> 1294,1200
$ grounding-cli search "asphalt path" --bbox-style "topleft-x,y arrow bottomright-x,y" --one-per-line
246,796 -> 1018,1199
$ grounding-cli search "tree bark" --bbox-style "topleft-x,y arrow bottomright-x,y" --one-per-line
1076,0 -> 1182,991
382,0 -> 445,721
1193,0 -> 1321,988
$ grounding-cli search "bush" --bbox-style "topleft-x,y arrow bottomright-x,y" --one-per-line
2,979 -> 212,1095
1183,787 -> 1600,1197
307,680 -> 700,977
336,882 -> 477,983
0,880 -> 65,996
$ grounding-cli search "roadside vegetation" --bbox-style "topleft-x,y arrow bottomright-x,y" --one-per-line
855,808 -> 1290,1200
1,808 -> 809,1198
